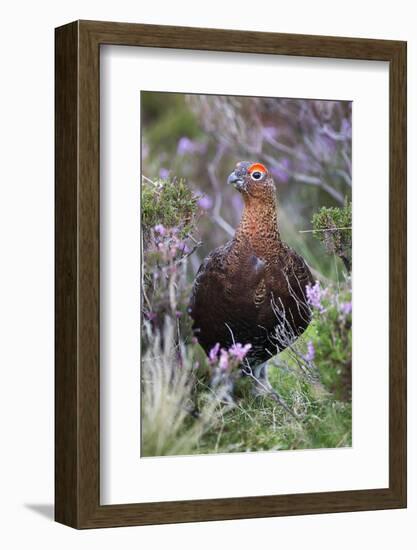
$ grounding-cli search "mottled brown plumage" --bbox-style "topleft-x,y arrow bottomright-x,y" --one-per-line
189,161 -> 313,369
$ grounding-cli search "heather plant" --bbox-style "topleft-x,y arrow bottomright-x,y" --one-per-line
140,177 -> 237,455
141,176 -> 199,243
141,176 -> 201,342
305,279 -> 352,401
206,341 -> 253,401
186,95 -> 351,206
312,202 -> 352,271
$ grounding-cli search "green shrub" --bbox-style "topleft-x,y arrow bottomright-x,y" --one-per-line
141,176 -> 200,342
306,279 -> 352,401
312,202 -> 352,271
141,176 -> 199,241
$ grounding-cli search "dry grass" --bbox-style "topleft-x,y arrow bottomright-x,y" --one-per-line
141,318 -> 232,457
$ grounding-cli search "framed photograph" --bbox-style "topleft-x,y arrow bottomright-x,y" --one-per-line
55,20 -> 406,528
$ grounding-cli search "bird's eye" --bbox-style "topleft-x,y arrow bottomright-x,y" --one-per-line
248,162 -> 267,181
251,171 -> 262,180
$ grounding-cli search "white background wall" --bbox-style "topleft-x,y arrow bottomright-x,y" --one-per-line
0,1 -> 415,547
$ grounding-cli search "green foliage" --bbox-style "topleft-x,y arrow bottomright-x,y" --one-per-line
141,320 -> 352,456
141,177 -> 200,347
194,357 -> 351,454
312,202 -> 352,271
141,176 -> 199,240
308,280 -> 352,401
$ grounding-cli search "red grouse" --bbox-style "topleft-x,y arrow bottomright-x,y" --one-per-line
189,161 -> 313,388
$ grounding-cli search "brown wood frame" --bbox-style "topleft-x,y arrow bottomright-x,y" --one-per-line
55,20 -> 407,529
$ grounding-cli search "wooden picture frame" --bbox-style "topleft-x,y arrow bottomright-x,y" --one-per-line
55,20 -> 407,529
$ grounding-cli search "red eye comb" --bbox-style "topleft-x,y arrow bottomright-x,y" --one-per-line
248,163 -> 267,174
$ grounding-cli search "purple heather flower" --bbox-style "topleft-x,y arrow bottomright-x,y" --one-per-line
306,281 -> 326,313
176,240 -> 191,254
262,126 -> 279,140
176,136 -> 206,157
219,349 -> 229,371
154,224 -> 166,236
209,343 -> 220,363
229,343 -> 252,362
197,195 -> 213,210
177,137 -> 195,156
340,301 -> 352,316
304,340 -> 315,362
159,168 -> 170,179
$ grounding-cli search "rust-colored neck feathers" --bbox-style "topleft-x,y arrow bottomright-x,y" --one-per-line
233,192 -> 281,262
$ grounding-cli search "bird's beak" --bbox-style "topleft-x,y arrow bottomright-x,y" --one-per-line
227,171 -> 244,191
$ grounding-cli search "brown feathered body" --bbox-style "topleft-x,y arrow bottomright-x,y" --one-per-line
189,161 -> 314,367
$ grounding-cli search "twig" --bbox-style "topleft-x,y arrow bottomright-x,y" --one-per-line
299,227 -> 352,234
242,363 -> 300,421
141,174 -> 156,185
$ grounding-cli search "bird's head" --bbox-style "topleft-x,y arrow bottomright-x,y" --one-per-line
227,161 -> 275,200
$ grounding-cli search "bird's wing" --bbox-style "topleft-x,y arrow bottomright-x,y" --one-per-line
284,246 -> 314,293
189,243 -> 230,311
273,245 -> 314,329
